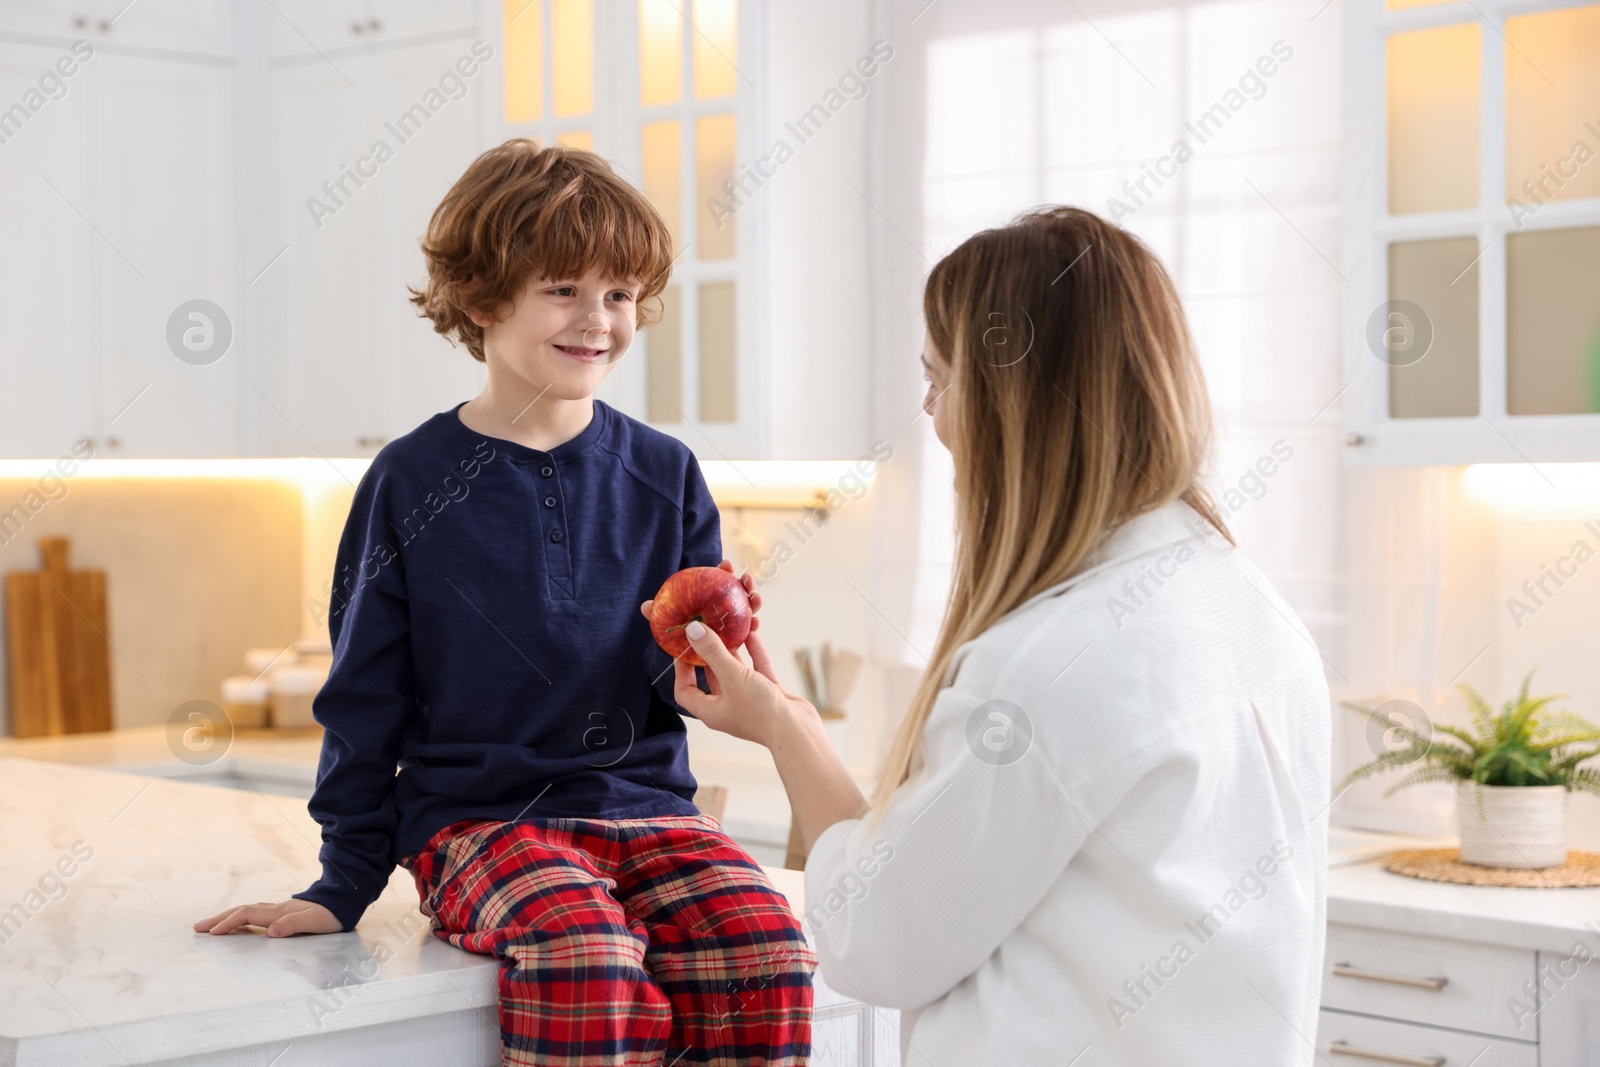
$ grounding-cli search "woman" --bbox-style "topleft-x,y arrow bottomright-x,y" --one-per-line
650,206 -> 1330,1065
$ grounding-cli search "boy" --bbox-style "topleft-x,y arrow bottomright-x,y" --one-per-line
194,139 -> 817,1066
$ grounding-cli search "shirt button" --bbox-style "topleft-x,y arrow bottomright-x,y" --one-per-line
540,465 -> 553,477
543,496 -> 556,508
550,529 -> 564,543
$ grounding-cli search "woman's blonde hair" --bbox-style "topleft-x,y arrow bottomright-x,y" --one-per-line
867,206 -> 1229,827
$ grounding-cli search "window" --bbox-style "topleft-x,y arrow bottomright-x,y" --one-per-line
908,1 -> 1346,660
498,0 -> 763,455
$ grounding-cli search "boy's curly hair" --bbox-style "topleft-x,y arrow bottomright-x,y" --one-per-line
408,138 -> 676,362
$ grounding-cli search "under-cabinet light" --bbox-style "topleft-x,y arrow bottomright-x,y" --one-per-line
699,460 -> 881,510
1462,463 -> 1600,514
0,456 -> 881,511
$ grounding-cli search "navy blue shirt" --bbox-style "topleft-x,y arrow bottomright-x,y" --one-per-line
292,399 -> 720,931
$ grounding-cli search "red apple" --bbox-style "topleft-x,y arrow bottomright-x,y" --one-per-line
650,566 -> 753,667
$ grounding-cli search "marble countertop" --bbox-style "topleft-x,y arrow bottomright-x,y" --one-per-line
0,757 -> 814,1067
18,727 -> 1598,1056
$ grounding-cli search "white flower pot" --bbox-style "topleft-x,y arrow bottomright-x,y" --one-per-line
1456,785 -> 1568,869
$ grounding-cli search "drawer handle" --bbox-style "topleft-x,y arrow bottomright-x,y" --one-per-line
1328,1040 -> 1445,1067
1332,963 -> 1449,992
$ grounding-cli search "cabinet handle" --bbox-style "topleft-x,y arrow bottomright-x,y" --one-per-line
96,18 -> 111,31
368,18 -> 382,31
1327,1040 -> 1445,1067
351,21 -> 365,35
72,15 -> 88,29
1331,963 -> 1448,992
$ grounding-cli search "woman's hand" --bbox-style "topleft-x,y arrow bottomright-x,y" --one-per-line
193,898 -> 342,937
642,561 -> 867,846
670,625 -> 815,747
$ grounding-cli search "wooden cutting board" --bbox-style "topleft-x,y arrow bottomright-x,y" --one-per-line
6,537 -> 113,737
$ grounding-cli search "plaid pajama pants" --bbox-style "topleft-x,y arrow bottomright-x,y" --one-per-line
399,813 -> 817,1067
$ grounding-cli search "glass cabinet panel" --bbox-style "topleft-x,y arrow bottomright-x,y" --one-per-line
1506,6 -> 1600,209
639,0 -> 683,107
1507,226 -> 1600,415
1388,237 -> 1481,418
1387,24 -> 1480,215
641,120 -> 682,249
692,0 -> 738,99
699,281 -> 736,422
646,285 -> 683,422
695,114 -> 737,260
504,0 -> 543,124
552,0 -> 593,118
495,0 -> 756,444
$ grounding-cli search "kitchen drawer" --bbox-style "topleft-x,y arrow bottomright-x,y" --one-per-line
1316,1009 -> 1536,1067
1323,924 -> 1534,1040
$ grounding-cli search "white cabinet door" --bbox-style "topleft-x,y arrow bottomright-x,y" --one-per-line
259,35 -> 485,459
87,51 -> 238,457
1533,952 -> 1600,1066
367,0 -> 477,43
88,0 -> 235,57
0,1 -> 87,41
1316,1009 -> 1537,1067
265,0 -> 371,61
0,1 -> 234,57
810,1005 -> 866,1067
257,50 -> 379,456
267,0 -> 477,60
366,36 -> 486,446
1322,923 -> 1535,1041
0,41 -> 94,458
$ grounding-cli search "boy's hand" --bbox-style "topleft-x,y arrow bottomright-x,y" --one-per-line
193,898 -> 342,937
639,559 -> 760,631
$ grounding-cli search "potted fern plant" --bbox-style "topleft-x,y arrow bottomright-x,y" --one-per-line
1339,673 -> 1600,869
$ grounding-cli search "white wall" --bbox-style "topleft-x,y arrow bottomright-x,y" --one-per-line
1338,465 -> 1600,847
0,473 -> 303,735
759,0 -> 876,460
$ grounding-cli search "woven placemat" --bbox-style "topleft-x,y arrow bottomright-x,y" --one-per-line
1383,848 -> 1600,888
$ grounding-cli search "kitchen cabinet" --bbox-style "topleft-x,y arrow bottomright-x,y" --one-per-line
265,0 -> 478,60
0,41 -> 93,459
1540,964 -> 1600,1064
1341,0 -> 1600,465
1324,858 -> 1600,1064
87,51 -> 239,457
0,0 -> 867,462
1315,1010 -> 1536,1066
0,0 -> 490,461
0,0 -> 233,59
1319,922 -> 1538,1060
0,39 -> 237,459
254,32 -> 488,458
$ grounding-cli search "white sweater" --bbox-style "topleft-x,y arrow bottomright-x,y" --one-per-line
802,499 -> 1331,1066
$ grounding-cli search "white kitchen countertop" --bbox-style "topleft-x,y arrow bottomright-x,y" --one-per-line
1328,856 -> 1600,956
15,729 -> 1599,1061
0,757 -> 827,1067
